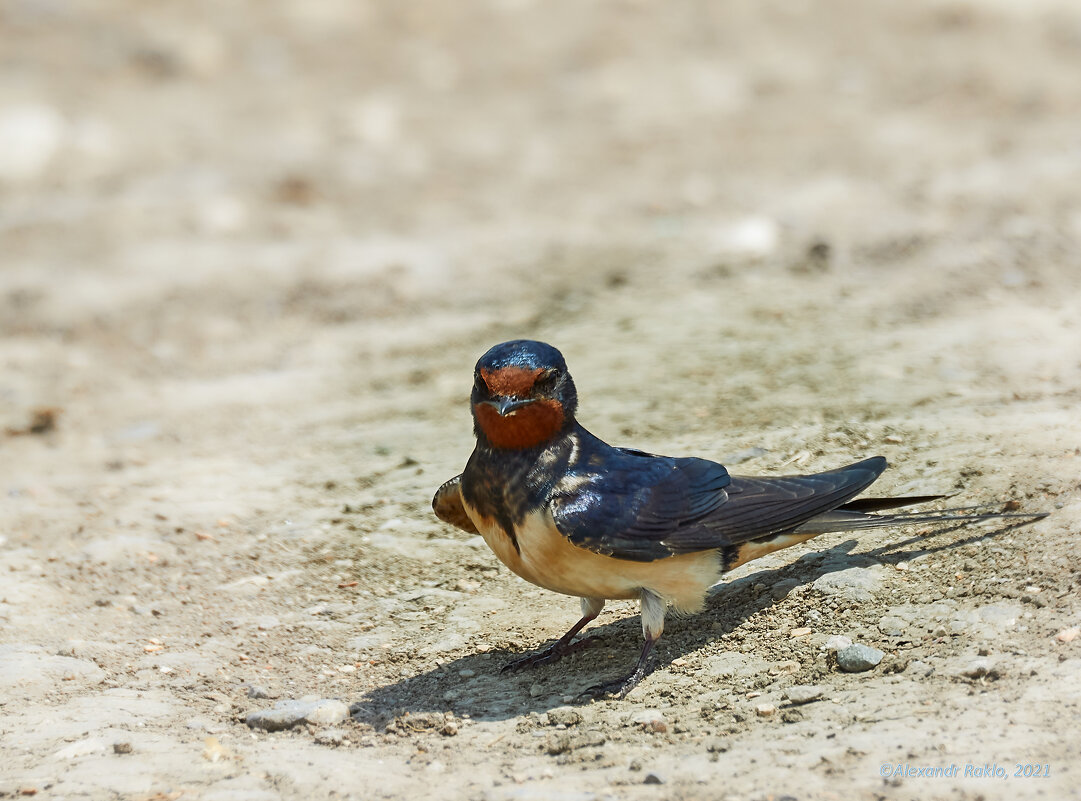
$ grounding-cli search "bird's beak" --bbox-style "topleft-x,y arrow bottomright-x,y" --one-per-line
481,396 -> 537,416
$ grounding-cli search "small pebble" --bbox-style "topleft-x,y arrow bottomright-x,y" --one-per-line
836,644 -> 885,673
314,728 -> 345,746
544,735 -> 570,752
54,738 -> 106,760
0,105 -> 64,181
305,699 -> 350,726
202,737 -> 229,762
824,635 -> 852,652
112,742 -> 133,755
783,685 -> 825,705
630,709 -> 667,733
245,698 -> 349,731
789,627 -> 812,638
878,615 -> 907,636
770,660 -> 800,675
959,658 -> 993,679
547,707 -> 582,727
755,703 -> 776,718
643,773 -> 665,785
812,568 -> 881,602
1055,627 -> 1079,643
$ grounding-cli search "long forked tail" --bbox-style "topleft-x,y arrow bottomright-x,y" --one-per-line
723,495 -> 1046,572
792,494 -> 1048,535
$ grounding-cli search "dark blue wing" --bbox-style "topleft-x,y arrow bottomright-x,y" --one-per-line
549,440 -> 732,561
551,435 -> 886,562
686,456 -> 887,544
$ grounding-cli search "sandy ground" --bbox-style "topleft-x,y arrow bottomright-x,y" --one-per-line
3,1 -> 1081,799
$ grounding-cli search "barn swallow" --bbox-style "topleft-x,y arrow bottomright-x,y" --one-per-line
433,339 -> 1044,699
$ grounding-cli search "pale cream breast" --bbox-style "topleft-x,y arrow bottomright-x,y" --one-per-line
462,499 -> 722,613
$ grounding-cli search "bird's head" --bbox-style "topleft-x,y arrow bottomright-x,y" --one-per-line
470,339 -> 578,450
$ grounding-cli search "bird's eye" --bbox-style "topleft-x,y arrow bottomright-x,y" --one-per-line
535,368 -> 559,390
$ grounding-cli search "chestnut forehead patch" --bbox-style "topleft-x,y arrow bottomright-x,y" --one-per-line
480,367 -> 544,397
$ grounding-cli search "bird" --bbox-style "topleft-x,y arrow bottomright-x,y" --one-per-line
432,339 -> 1043,699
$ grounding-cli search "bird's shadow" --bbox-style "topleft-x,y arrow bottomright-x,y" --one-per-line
351,519 -> 1037,728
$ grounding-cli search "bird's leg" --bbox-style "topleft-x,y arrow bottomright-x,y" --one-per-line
580,636 -> 657,700
580,589 -> 666,700
501,597 -> 605,673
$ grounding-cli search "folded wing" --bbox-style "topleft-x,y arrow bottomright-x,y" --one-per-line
432,474 -> 479,534
551,453 -> 887,562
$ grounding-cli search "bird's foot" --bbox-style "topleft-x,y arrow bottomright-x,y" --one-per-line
578,664 -> 650,700
500,636 -> 599,673
578,636 -> 657,700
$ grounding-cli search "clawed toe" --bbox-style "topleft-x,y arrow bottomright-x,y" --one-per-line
577,637 -> 656,700
578,672 -> 642,700
501,636 -> 598,673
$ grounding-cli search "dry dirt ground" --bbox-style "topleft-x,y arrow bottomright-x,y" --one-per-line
3,1 -> 1081,800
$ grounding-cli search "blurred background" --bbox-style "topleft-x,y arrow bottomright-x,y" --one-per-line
3,3 -> 1081,798
4,0 -> 1081,487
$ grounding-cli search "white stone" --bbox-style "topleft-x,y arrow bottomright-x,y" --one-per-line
304,699 -> 350,725
629,709 -> 666,727
708,216 -> 780,259
197,195 -> 248,234
824,635 -> 853,652
54,737 -> 107,760
813,567 -> 883,602
0,104 -> 65,181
